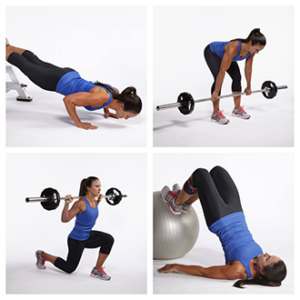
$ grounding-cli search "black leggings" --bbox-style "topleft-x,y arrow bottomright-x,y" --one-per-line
7,50 -> 74,91
183,166 -> 243,227
204,45 -> 242,95
54,231 -> 114,274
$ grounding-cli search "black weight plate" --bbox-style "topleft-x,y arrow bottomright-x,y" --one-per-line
105,187 -> 122,206
262,81 -> 277,99
41,187 -> 60,211
177,92 -> 195,115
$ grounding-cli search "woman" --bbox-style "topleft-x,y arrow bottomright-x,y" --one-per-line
204,28 -> 266,125
35,176 -> 114,281
6,40 -> 142,130
158,166 -> 287,288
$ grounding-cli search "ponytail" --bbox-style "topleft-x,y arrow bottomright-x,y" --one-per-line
93,81 -> 142,114
233,260 -> 287,289
79,176 -> 99,196
234,278 -> 282,289
231,28 -> 266,46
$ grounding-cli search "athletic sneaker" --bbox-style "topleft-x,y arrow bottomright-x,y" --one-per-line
211,110 -> 230,125
172,183 -> 191,213
35,250 -> 46,269
172,183 -> 181,195
91,267 -> 111,281
232,106 -> 251,119
182,203 -> 191,213
161,186 -> 182,215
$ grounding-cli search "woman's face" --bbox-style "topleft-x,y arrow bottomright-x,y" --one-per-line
257,253 -> 281,274
87,179 -> 101,197
250,43 -> 265,55
116,105 -> 138,120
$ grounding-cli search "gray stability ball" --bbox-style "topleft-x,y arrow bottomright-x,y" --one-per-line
153,191 -> 200,260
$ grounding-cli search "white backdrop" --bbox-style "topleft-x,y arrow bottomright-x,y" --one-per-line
153,6 -> 294,146
6,153 -> 147,294
153,153 -> 294,294
6,6 -> 147,147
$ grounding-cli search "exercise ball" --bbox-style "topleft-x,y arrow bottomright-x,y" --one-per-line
153,191 -> 200,260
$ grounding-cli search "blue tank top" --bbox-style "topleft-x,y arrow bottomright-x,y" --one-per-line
209,212 -> 263,279
69,197 -> 99,241
55,71 -> 117,111
210,41 -> 251,62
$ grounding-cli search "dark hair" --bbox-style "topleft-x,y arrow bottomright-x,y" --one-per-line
231,28 -> 266,46
79,176 -> 99,197
93,81 -> 142,114
233,260 -> 287,288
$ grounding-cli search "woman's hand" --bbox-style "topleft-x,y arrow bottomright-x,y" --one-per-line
76,122 -> 98,130
244,87 -> 252,96
104,108 -> 119,119
97,194 -> 104,204
158,264 -> 176,273
65,195 -> 74,204
211,91 -> 219,102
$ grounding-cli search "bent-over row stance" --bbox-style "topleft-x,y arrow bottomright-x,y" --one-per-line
159,166 -> 287,288
6,39 -> 142,130
205,28 -> 266,125
36,177 -> 114,280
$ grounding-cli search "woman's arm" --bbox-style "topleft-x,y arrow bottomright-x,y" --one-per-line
244,54 -> 254,94
212,45 -> 237,101
63,92 -> 107,130
61,198 -> 83,223
158,263 -> 244,280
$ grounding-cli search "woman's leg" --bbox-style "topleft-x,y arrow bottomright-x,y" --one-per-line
86,231 -> 114,269
226,62 -> 242,109
204,45 -> 222,114
175,168 -> 233,227
52,237 -> 86,274
6,52 -> 73,92
209,166 -> 243,211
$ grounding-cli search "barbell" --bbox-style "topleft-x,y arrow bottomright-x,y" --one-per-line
25,187 -> 127,211
156,80 -> 288,115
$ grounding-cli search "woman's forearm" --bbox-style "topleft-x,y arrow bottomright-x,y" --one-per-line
174,264 -> 206,277
245,67 -> 252,88
61,202 -> 70,222
214,70 -> 226,94
63,97 -> 82,126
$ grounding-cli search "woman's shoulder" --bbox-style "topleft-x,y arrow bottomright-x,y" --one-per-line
225,41 -> 239,56
227,261 -> 248,279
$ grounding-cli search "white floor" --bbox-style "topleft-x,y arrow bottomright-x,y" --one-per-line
153,245 -> 294,294
154,93 -> 293,147
7,255 -> 146,294
6,88 -> 147,147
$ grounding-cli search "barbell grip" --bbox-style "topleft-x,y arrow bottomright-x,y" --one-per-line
156,85 -> 288,111
26,194 -> 127,203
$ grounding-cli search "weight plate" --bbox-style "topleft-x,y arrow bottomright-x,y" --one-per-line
105,187 -> 122,206
177,92 -> 195,115
262,81 -> 277,99
41,187 -> 60,211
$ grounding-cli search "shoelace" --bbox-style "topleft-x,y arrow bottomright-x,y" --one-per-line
168,191 -> 176,198
239,106 -> 247,114
99,267 -> 107,275
217,110 -> 226,119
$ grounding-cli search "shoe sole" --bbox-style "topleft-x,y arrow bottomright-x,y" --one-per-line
231,113 -> 251,119
211,118 -> 229,125
35,251 -> 46,270
90,273 -> 111,281
161,192 -> 181,215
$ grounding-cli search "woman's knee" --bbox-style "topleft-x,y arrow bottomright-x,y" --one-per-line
210,165 -> 227,177
192,168 -> 209,179
64,265 -> 78,274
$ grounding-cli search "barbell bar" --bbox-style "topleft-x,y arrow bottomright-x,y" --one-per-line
156,80 -> 288,115
25,187 -> 127,211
